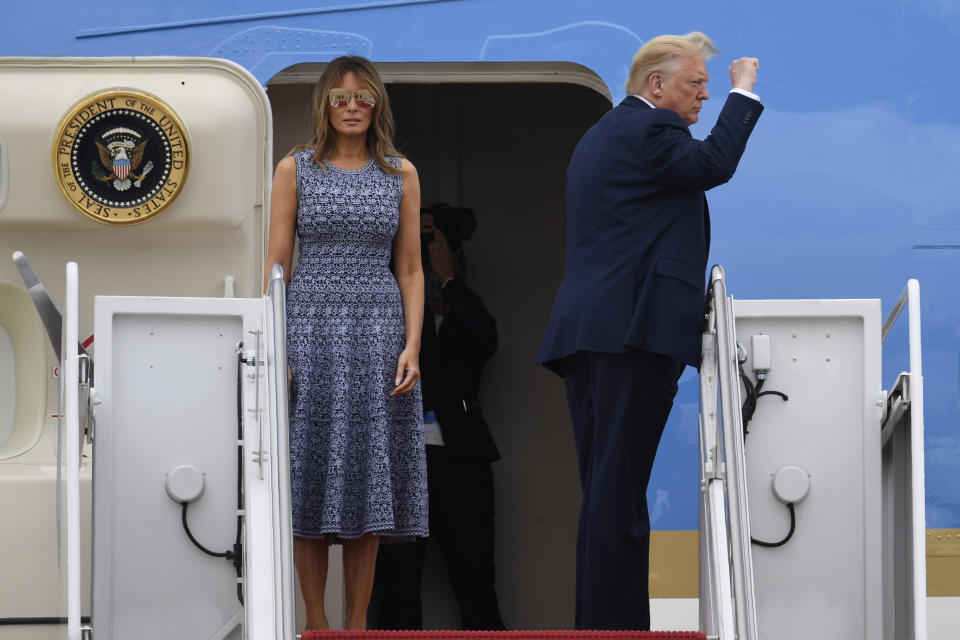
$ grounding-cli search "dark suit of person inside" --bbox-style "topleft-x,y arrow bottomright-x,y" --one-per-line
375,204 -> 505,631
537,32 -> 763,630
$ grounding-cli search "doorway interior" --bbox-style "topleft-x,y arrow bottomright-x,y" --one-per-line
267,65 -> 611,630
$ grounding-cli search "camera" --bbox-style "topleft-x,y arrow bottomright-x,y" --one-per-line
421,203 -> 477,251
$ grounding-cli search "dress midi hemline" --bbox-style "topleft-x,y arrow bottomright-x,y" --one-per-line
292,526 -> 430,544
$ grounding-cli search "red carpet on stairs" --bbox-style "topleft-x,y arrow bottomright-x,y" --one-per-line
301,632 -> 705,639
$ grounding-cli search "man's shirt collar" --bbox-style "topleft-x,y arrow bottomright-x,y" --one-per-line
629,94 -> 656,109
627,90 -> 760,108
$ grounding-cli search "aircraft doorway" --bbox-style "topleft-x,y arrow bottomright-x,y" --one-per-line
268,67 -> 612,630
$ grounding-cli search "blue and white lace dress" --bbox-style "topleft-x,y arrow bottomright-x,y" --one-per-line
286,150 -> 427,541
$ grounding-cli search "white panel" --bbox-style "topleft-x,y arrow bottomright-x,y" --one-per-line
111,312 -> 242,636
93,296 -> 263,640
651,598 -> 699,631
650,597 -> 960,640
734,299 -> 882,640
0,325 -> 14,447
928,598 -> 960,640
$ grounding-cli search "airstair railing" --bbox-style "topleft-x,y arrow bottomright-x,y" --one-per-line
699,265 -> 758,640
267,264 -> 296,640
64,262 -> 82,640
880,279 -> 927,640
698,312 -> 735,640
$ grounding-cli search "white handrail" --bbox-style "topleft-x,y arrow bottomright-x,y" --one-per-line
709,267 -> 759,640
64,262 -> 81,640
882,279 -> 927,640
698,328 -> 735,640
699,265 -> 759,640
267,263 -> 296,639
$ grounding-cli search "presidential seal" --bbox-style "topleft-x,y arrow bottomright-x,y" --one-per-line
53,90 -> 190,225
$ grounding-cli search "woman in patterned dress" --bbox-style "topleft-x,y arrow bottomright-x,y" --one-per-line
264,56 -> 426,631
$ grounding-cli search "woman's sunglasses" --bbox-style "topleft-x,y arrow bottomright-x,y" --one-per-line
329,89 -> 376,109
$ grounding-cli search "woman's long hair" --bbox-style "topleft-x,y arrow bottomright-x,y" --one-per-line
294,56 -> 403,175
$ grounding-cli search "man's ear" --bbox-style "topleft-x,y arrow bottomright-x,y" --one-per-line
648,73 -> 663,99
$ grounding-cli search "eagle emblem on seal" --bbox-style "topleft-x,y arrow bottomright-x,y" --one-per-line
93,128 -> 155,192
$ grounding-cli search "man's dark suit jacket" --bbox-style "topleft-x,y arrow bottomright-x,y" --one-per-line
421,277 -> 500,463
538,91 -> 763,371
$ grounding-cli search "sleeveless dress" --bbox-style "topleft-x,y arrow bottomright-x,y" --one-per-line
286,150 -> 428,541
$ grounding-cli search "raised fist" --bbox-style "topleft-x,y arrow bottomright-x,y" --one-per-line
729,57 -> 759,92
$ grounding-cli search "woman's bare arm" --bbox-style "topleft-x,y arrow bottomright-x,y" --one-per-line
263,156 -> 298,292
391,158 -> 424,395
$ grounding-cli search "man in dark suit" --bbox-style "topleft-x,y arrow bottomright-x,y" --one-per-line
537,32 -> 762,630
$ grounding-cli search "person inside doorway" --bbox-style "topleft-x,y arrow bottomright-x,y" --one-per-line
375,203 -> 505,630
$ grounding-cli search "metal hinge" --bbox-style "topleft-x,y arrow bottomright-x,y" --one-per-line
881,372 -> 911,447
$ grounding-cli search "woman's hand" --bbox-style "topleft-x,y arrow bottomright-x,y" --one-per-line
392,347 -> 421,395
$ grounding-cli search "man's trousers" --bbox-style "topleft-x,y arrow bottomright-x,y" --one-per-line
562,349 -> 683,630
374,445 -> 505,630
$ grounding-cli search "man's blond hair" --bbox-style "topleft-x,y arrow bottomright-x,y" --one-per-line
625,32 -> 718,95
